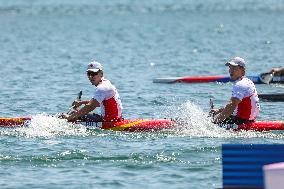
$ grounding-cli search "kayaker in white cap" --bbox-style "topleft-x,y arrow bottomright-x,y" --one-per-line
61,60 -> 123,122
210,57 -> 260,125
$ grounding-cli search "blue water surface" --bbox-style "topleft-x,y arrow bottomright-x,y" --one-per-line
0,0 -> 284,188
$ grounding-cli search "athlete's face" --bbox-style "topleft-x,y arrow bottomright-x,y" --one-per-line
228,65 -> 244,80
87,71 -> 103,86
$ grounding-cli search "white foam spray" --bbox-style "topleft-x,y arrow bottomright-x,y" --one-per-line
15,113 -> 88,138
161,101 -> 284,139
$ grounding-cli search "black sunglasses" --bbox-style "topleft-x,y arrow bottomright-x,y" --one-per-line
87,71 -> 99,77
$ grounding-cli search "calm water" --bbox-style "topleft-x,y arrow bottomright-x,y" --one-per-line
0,0 -> 284,188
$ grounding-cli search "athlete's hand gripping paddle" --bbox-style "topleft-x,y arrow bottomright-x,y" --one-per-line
67,91 -> 83,115
209,98 -> 214,110
58,91 -> 83,119
208,98 -> 217,118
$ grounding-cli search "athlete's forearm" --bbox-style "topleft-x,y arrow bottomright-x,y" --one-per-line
214,98 -> 239,123
214,105 -> 234,123
209,108 -> 223,116
68,103 -> 95,121
79,100 -> 90,105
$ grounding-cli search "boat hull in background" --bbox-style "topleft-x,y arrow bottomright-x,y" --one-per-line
153,75 -> 284,84
259,93 -> 284,102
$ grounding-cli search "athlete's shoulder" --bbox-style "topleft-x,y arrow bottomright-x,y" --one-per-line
234,78 -> 245,87
96,78 -> 116,92
235,77 -> 253,86
244,76 -> 255,83
97,78 -> 110,87
101,78 -> 115,86
233,77 -> 249,92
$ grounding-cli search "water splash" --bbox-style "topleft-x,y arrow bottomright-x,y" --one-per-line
0,113 -> 88,138
162,101 -> 284,139
0,107 -> 283,139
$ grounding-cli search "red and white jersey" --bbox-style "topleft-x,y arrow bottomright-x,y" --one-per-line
232,77 -> 260,120
92,78 -> 123,121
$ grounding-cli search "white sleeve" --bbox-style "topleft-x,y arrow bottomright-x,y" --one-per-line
232,84 -> 245,100
93,84 -> 115,103
93,88 -> 104,103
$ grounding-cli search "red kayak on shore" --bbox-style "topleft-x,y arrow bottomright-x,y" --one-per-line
0,117 -> 283,132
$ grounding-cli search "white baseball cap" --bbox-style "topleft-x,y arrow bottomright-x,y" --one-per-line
225,57 -> 246,68
86,60 -> 103,72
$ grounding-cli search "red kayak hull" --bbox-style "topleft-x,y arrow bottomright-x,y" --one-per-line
0,117 -> 31,127
0,117 -> 283,132
100,119 -> 175,131
238,121 -> 284,131
0,117 -> 175,132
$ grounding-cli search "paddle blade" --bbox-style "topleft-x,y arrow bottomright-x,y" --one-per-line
209,99 -> 214,110
77,91 -> 83,100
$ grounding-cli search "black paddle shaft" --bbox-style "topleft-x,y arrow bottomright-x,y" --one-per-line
77,91 -> 82,100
